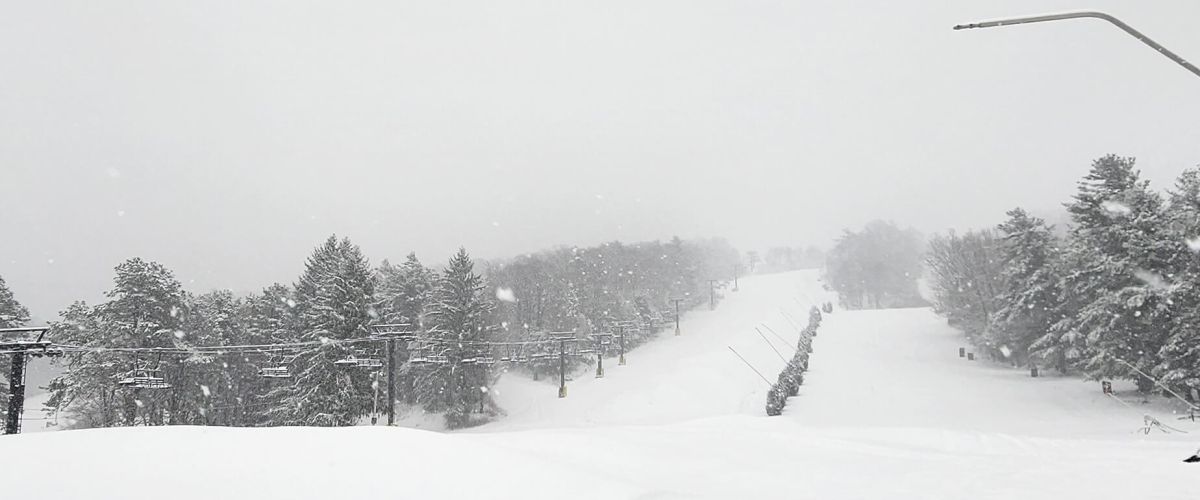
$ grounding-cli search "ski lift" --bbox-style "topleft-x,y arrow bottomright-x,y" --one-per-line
117,368 -> 171,389
257,353 -> 295,379
411,354 -> 448,365
335,347 -> 384,369
258,366 -> 292,379
369,323 -> 417,339
335,355 -> 384,369
117,354 -> 171,389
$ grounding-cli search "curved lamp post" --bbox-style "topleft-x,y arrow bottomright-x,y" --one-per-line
954,11 -> 1200,80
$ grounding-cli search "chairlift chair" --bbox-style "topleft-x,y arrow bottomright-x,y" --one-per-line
334,355 -> 360,367
355,357 -> 384,369
117,368 -> 172,389
258,366 -> 292,379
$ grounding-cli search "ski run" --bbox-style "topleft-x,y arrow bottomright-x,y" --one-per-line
6,270 -> 1197,499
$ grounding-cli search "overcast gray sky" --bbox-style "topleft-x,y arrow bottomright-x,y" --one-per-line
3,0 -> 1200,319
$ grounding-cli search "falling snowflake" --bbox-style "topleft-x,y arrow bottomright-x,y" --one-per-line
1101,200 -> 1132,216
495,287 -> 517,303
1186,237 -> 1200,252
1133,269 -> 1172,291
200,385 -> 211,397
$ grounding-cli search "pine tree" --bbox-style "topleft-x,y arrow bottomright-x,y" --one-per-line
418,247 -> 497,428
375,253 -> 435,405
270,236 -> 377,426
179,290 -> 260,426
376,253 -> 435,327
990,208 -> 1062,366
240,283 -> 299,424
1156,168 -> 1200,396
1054,155 -> 1172,392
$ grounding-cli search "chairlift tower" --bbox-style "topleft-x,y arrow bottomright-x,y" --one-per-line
2,327 -> 61,435
670,298 -> 684,336
370,323 -> 418,426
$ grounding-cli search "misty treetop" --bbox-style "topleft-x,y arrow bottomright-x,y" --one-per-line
823,220 -> 925,309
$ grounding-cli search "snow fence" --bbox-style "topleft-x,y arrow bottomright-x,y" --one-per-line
765,306 -> 822,416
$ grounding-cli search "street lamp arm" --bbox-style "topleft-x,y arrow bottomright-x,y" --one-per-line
954,11 -> 1200,79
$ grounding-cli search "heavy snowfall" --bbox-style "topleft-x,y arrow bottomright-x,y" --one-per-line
4,2 -> 1200,499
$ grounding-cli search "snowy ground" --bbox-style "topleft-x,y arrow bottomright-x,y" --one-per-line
4,271 -> 1197,499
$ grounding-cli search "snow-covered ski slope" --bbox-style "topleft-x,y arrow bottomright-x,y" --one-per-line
482,269 -> 830,429
4,271 -> 1196,499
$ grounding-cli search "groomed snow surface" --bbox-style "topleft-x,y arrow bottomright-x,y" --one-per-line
6,271 -> 1197,499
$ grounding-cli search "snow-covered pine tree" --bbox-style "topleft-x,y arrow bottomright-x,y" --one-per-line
375,253 -> 435,405
1156,168 -> 1200,397
1054,155 -> 1172,392
990,208 -> 1062,367
0,274 -> 32,416
240,283 -> 299,424
419,247 -> 497,428
270,236 -> 376,426
179,290 -> 259,426
376,253 -> 436,328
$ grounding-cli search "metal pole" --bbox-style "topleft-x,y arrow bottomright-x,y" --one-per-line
595,337 -> 604,378
708,280 -> 717,310
727,346 -> 772,387
371,370 -> 380,425
954,11 -> 1200,80
618,326 -> 626,366
386,339 -> 395,425
4,352 -> 27,435
558,340 -> 567,398
733,265 -> 739,292
672,299 -> 683,336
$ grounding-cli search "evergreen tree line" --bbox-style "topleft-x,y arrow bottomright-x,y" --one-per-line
926,154 -> 1200,399
3,235 -> 738,430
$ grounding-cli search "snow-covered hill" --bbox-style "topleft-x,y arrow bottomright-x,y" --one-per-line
4,271 -> 1196,499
